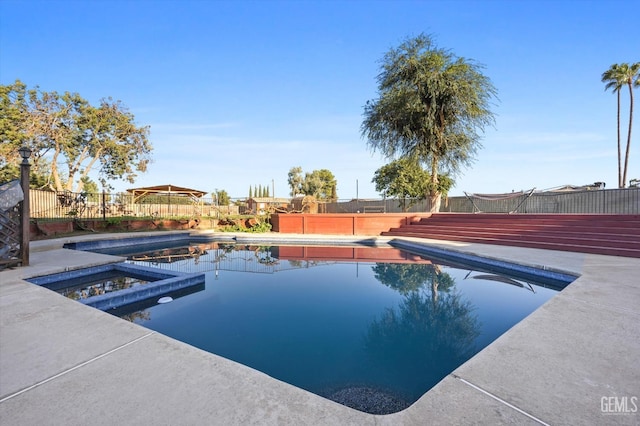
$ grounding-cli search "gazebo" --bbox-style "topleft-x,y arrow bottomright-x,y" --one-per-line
126,184 -> 208,217
127,184 -> 207,203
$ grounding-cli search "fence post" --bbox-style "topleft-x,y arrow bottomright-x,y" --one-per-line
102,190 -> 106,221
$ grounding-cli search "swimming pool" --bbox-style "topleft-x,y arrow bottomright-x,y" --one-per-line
61,237 -> 575,414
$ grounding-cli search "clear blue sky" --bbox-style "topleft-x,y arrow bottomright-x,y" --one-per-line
1,0 -> 638,199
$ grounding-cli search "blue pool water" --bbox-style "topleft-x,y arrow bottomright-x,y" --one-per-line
78,240 -> 572,414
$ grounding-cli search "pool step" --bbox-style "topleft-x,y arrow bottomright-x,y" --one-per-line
381,214 -> 640,258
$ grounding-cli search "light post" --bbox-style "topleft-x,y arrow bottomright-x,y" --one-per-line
18,146 -> 32,266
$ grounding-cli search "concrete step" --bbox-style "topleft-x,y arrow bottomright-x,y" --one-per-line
383,214 -> 640,258
381,231 -> 640,258
429,213 -> 640,221
400,223 -> 640,236
418,216 -> 640,228
384,227 -> 640,246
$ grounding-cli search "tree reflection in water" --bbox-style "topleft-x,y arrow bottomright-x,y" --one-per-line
61,275 -> 148,301
373,263 -> 455,296
120,310 -> 151,323
364,263 -> 480,403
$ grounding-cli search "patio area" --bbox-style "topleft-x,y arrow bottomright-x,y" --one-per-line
1,231 -> 638,425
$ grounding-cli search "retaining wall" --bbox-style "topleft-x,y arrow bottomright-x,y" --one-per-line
270,213 -> 433,235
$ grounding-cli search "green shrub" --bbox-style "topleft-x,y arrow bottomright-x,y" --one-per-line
106,217 -> 122,227
220,217 -> 272,233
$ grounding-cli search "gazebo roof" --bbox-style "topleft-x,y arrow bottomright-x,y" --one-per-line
126,184 -> 208,202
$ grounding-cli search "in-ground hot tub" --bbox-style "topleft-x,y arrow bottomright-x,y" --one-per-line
27,262 -> 205,311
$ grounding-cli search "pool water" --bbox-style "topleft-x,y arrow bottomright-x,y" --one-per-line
99,242 -> 566,414
43,270 -> 152,301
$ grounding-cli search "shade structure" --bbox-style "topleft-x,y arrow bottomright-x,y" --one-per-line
126,184 -> 207,203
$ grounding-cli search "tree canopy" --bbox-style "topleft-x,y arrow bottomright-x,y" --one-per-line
249,184 -> 270,198
0,80 -> 152,192
601,62 -> 639,188
362,34 -> 496,211
372,157 -> 452,211
288,166 -> 337,200
213,189 -> 230,205
287,166 -> 305,197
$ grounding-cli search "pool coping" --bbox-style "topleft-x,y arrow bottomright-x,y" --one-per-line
1,231 -> 638,425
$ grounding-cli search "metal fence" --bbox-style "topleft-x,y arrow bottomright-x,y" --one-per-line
325,188 -> 639,214
1,180 -> 24,269
29,190 -> 240,220
444,188 -> 640,214
26,187 -> 640,220
323,198 -> 434,213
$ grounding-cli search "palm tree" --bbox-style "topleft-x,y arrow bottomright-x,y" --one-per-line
622,63 -> 640,188
602,65 -> 624,187
602,63 -> 640,188
362,34 -> 497,211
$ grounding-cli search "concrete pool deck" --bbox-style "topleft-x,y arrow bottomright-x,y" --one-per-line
1,231 -> 638,425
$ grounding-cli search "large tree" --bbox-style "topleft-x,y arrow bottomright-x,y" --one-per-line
0,80 -> 152,192
287,166 -> 304,197
303,169 -> 337,201
601,62 -> 639,188
288,166 -> 337,200
1,80 -> 52,180
362,34 -> 497,211
212,189 -> 230,206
